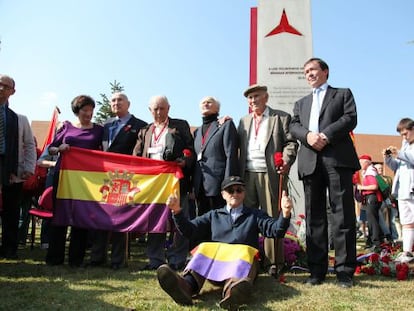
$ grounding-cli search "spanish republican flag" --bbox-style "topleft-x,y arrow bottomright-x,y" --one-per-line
185,242 -> 259,282
54,147 -> 182,233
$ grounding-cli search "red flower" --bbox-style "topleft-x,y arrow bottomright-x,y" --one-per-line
397,270 -> 408,281
295,220 -> 302,226
365,266 -> 376,275
298,214 -> 305,219
369,253 -> 380,263
183,149 -> 192,157
273,152 -> 283,168
381,266 -> 391,276
381,255 -> 391,264
355,266 -> 362,275
278,274 -> 286,283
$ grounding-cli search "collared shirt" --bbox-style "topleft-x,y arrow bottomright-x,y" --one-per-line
149,118 -> 169,160
313,82 -> 328,107
113,113 -> 132,138
246,106 -> 269,172
226,204 -> 244,222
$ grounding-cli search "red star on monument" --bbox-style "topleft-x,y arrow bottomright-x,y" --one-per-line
265,9 -> 302,37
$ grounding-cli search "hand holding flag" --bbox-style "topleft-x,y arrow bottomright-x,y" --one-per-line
167,189 -> 181,215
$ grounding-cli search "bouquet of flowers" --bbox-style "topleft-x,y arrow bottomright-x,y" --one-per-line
283,214 -> 307,269
356,243 -> 414,280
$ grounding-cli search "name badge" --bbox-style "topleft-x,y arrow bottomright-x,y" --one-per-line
249,141 -> 261,151
148,145 -> 163,154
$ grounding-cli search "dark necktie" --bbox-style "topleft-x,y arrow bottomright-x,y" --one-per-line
109,119 -> 121,145
0,105 -> 5,154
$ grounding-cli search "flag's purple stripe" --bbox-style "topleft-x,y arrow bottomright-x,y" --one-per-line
53,199 -> 170,233
185,253 -> 252,282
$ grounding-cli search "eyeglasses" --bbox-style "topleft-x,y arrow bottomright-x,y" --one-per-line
0,82 -> 14,90
225,187 -> 245,194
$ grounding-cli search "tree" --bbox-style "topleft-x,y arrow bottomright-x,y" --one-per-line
94,80 -> 124,124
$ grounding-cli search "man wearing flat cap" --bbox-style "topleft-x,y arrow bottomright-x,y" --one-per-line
238,83 -> 298,277
156,176 -> 293,310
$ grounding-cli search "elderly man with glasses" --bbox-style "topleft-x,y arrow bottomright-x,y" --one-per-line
156,176 -> 292,310
0,74 -> 36,259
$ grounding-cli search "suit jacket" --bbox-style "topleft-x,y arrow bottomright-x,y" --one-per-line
193,119 -> 239,197
238,107 -> 298,200
1,104 -> 19,185
290,86 -> 360,179
12,114 -> 36,183
134,118 -> 195,194
103,115 -> 147,154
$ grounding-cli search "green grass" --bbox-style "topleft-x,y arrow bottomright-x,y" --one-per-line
0,228 -> 412,311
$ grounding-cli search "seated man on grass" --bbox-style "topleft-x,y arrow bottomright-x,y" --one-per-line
157,176 -> 292,310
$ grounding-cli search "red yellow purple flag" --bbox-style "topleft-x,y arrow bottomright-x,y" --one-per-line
54,146 -> 182,232
185,242 -> 259,282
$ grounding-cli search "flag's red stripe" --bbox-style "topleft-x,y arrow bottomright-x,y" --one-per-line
61,147 -> 182,176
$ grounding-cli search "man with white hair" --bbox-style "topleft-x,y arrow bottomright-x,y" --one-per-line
134,95 -> 195,271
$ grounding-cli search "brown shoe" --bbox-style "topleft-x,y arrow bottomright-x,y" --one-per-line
219,278 -> 252,310
157,264 -> 193,305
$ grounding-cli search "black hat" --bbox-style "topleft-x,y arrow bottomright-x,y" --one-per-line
221,176 -> 245,190
243,84 -> 268,97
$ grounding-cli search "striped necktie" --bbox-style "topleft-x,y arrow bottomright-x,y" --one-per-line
0,105 -> 5,154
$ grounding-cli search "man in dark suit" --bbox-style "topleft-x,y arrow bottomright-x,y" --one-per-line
290,58 -> 360,288
134,95 -> 195,271
193,96 -> 239,216
90,92 -> 147,269
0,74 -> 36,259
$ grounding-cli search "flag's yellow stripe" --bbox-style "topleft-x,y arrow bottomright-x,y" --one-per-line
196,242 -> 258,264
57,170 -> 178,204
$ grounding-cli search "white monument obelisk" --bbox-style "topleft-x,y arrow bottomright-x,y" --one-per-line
249,0 -> 313,212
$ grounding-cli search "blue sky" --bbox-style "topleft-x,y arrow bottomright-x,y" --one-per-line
0,0 -> 413,135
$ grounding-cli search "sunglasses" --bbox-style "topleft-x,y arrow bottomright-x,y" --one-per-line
225,187 -> 245,194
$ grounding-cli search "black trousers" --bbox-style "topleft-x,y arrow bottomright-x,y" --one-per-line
46,225 -> 88,266
303,158 -> 357,279
1,182 -> 23,256
363,194 -> 382,247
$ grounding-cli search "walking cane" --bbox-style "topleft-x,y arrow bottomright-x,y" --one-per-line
273,152 -> 284,277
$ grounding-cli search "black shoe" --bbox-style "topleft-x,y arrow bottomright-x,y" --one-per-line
337,273 -> 353,288
304,277 -> 324,286
89,261 -> 105,267
111,263 -> 122,270
268,265 -> 278,278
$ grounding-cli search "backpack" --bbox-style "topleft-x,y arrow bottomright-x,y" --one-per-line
375,174 -> 391,200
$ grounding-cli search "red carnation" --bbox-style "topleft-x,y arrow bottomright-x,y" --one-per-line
369,253 -> 380,263
183,149 -> 192,157
381,266 -> 391,276
397,270 -> 408,281
381,255 -> 391,264
365,266 -> 376,275
273,152 -> 283,168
